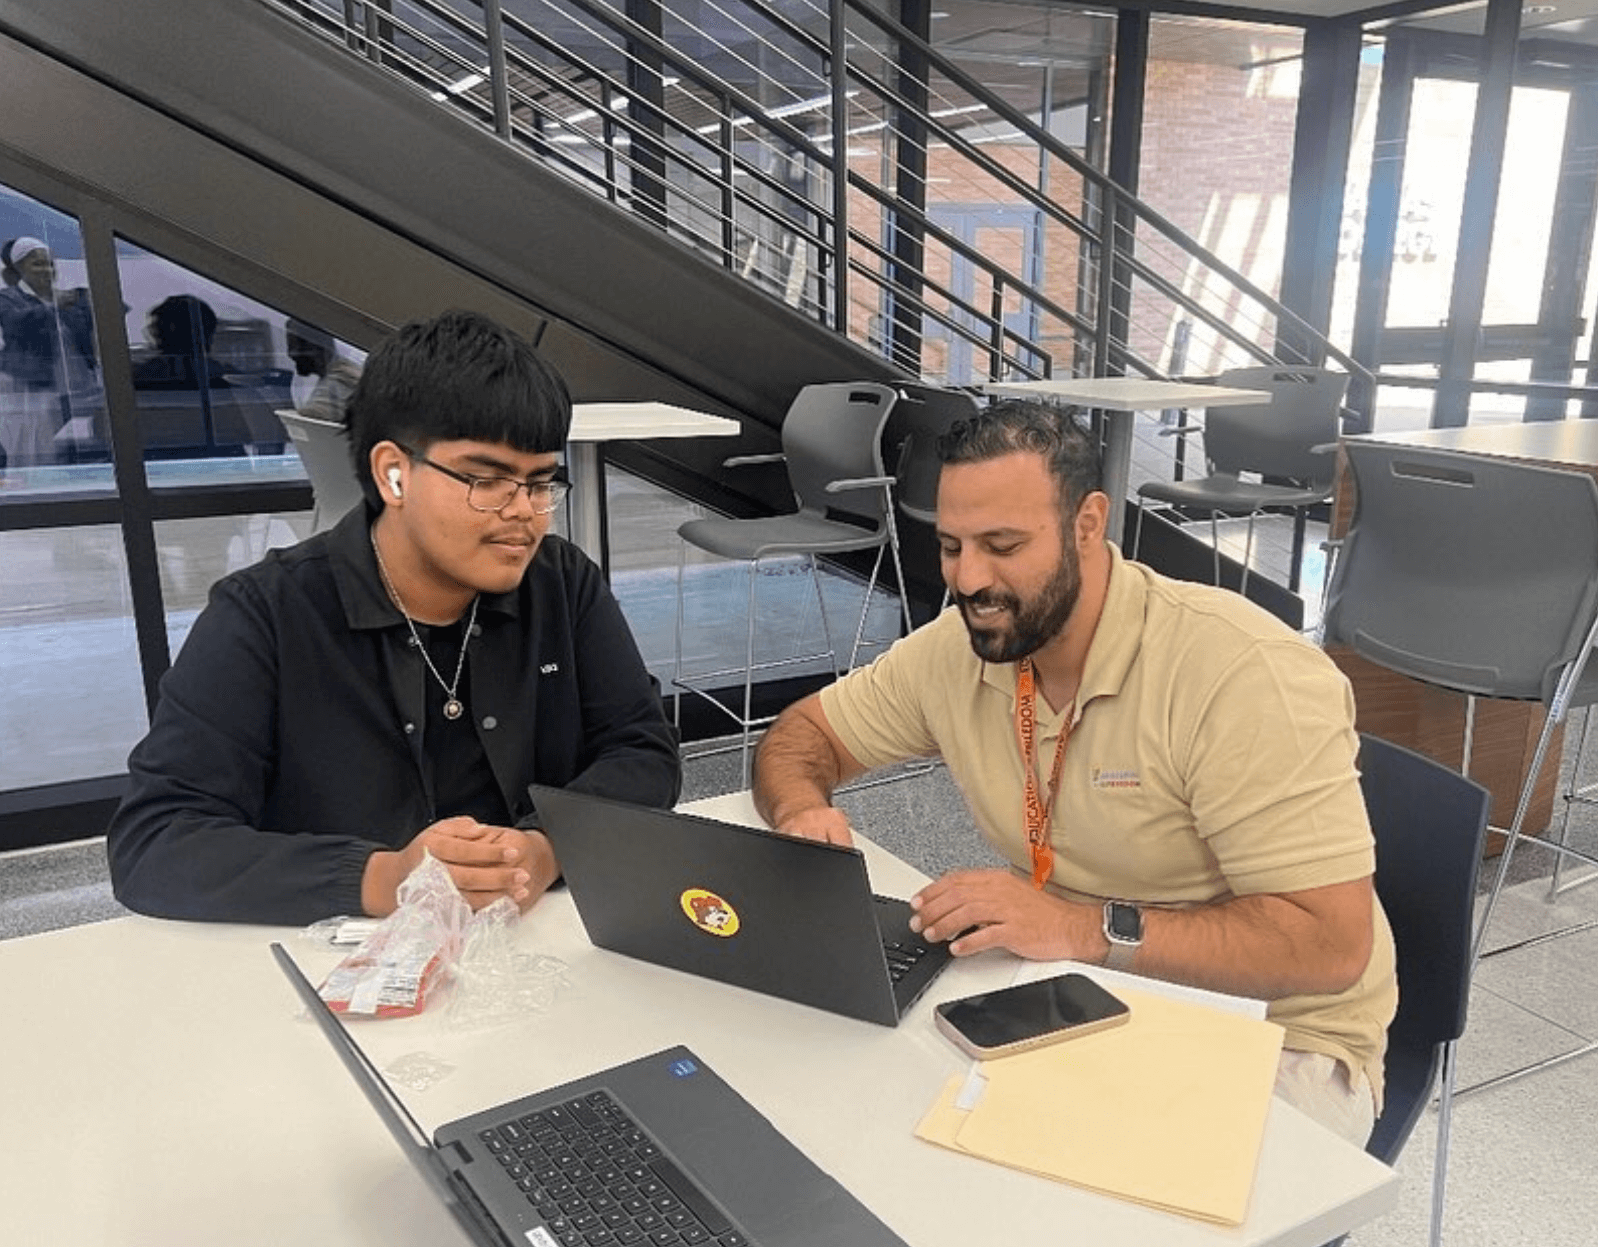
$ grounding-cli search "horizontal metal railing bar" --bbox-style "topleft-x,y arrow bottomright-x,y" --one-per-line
1369,372 -> 1598,402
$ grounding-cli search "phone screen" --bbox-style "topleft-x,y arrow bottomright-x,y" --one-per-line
936,973 -> 1129,1051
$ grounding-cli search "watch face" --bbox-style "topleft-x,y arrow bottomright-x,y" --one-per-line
1107,902 -> 1142,942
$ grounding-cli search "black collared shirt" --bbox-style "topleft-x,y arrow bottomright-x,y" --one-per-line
107,505 -> 681,924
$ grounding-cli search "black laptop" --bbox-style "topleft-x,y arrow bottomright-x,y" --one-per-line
272,943 -> 909,1247
528,785 -> 954,1027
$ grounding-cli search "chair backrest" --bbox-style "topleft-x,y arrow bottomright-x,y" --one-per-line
780,381 -> 900,524
279,409 -> 364,533
1206,366 -> 1350,485
1357,733 -> 1489,1159
1324,439 -> 1598,703
882,383 -> 982,524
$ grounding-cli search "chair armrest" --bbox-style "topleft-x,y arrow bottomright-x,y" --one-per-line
1310,442 -> 1339,455
722,453 -> 785,469
826,474 -> 896,494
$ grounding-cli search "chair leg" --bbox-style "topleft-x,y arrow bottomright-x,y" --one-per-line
1130,499 -> 1146,561
807,554 -> 841,678
1208,512 -> 1222,587
739,558 -> 760,785
847,545 -> 888,670
882,512 -> 913,638
672,538 -> 687,730
1238,512 -> 1257,600
1472,707 -> 1565,969
1429,1039 -> 1459,1247
1288,507 -> 1307,595
1551,705 -> 1598,900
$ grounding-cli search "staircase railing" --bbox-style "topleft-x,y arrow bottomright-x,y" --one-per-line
263,0 -> 1373,412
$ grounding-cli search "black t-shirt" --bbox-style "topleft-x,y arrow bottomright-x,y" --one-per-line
417,617 -> 511,827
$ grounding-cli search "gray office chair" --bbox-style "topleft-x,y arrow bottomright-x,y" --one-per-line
883,383 -> 981,620
279,409 -> 364,533
672,382 -> 909,780
1131,366 -> 1349,596
1357,734 -> 1489,1247
1323,439 -> 1598,1093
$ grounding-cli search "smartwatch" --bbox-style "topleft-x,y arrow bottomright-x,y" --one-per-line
1102,900 -> 1143,971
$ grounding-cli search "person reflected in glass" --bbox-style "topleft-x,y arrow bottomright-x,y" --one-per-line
107,309 -> 680,924
0,236 -> 100,468
285,316 -> 362,424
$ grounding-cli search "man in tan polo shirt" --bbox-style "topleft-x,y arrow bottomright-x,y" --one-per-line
753,399 -> 1395,1146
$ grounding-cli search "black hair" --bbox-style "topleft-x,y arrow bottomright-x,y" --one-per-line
936,397 -> 1103,518
346,310 -> 572,508
148,295 -> 219,354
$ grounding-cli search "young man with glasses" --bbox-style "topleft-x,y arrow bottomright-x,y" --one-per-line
108,310 -> 680,924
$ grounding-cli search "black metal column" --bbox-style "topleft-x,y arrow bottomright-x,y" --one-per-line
1432,0 -> 1523,427
81,209 -> 169,716
1102,9 -> 1149,377
887,0 -> 932,376
1527,79 -> 1598,420
1347,31 -> 1416,434
1278,18 -> 1362,372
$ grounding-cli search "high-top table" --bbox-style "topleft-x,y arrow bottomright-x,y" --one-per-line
981,377 -> 1270,544
566,402 -> 741,571
0,793 -> 1397,1246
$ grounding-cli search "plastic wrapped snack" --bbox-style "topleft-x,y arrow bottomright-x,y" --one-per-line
316,852 -> 471,1018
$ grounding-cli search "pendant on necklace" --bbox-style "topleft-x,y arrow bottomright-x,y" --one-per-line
444,699 -> 464,721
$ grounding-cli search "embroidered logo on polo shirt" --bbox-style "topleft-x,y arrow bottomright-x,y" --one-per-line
540,662 -> 559,674
1091,766 -> 1142,790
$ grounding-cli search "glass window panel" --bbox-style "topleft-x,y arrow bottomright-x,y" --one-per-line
0,524 -> 147,788
1137,15 -> 1304,373
112,238 -> 363,487
155,513 -> 311,660
0,186 -> 103,475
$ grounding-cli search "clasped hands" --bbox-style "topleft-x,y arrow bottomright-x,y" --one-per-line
777,808 -> 1100,962
364,816 -> 558,917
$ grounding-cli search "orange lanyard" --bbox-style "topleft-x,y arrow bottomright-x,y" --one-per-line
1014,657 -> 1072,889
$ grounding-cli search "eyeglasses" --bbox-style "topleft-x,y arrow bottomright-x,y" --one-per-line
396,444 -> 571,515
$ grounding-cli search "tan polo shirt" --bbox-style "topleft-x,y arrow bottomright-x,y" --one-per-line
820,544 -> 1397,1102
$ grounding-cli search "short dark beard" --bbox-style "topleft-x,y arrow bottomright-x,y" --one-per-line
957,541 -> 1081,663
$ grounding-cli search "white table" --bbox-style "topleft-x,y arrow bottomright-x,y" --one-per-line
982,378 -> 1269,544
0,799 -> 1396,1246
566,402 -> 741,567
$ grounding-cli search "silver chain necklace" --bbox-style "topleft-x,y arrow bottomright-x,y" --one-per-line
371,530 -> 479,721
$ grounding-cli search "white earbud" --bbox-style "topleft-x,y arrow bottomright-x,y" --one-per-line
387,467 -> 403,499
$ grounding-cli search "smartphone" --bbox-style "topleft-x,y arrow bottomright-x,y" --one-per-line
934,972 -> 1130,1059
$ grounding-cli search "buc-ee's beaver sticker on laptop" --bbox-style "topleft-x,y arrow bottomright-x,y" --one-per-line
681,887 -> 741,936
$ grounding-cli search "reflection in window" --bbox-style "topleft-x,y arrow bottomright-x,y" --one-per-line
0,192 -> 102,471
113,238 -> 363,486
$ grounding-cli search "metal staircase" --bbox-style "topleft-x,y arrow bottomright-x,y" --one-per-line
263,0 -> 1371,406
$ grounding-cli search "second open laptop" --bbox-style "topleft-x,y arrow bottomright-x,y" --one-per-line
272,943 -> 911,1247
529,784 -> 954,1027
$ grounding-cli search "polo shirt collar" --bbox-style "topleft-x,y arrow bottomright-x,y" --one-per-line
975,542 -> 1146,714
325,504 -> 523,631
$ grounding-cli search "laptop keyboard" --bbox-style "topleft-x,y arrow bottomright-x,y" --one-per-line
882,936 -> 930,983
479,1090 -> 750,1247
